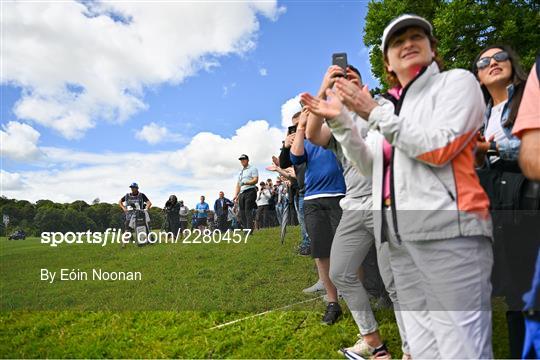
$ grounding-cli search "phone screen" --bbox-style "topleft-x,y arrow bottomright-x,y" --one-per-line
288,125 -> 297,135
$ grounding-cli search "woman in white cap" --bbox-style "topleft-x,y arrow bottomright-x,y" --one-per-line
301,14 -> 493,359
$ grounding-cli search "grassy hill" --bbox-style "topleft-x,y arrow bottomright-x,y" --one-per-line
0,227 -> 510,358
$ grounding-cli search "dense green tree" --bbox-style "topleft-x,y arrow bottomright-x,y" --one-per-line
109,206 -> 125,230
62,209 -> 97,233
148,207 -> 164,230
364,0 -> 539,89
69,200 -> 90,212
17,200 -> 36,222
35,199 -> 59,209
85,203 -> 114,232
0,197 -> 140,236
34,207 -> 65,233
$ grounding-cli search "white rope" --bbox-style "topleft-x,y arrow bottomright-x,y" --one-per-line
209,296 -> 322,330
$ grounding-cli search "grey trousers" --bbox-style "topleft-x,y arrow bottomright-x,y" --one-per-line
329,197 -> 409,353
384,208 -> 493,359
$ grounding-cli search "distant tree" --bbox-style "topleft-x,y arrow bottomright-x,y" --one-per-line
92,198 -> 100,205
17,200 -> 36,222
63,209 -> 96,232
35,199 -> 58,209
109,206 -> 125,230
364,0 -> 539,89
69,200 -> 90,212
148,207 -> 164,231
34,207 -> 65,233
86,203 -> 114,232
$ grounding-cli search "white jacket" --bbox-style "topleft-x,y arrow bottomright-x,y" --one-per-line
256,189 -> 271,206
327,62 -> 492,243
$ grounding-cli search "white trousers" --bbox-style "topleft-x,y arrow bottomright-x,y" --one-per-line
384,208 -> 493,359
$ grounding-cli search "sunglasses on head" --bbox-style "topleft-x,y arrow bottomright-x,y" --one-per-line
476,51 -> 509,70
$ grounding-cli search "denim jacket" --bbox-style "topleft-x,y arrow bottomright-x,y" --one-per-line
482,84 -> 521,162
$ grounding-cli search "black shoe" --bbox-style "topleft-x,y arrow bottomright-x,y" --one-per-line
298,246 -> 311,256
321,302 -> 342,325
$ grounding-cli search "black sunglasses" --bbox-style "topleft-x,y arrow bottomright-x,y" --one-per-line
476,51 -> 510,70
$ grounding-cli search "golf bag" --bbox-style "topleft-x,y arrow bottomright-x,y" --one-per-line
125,193 -> 150,246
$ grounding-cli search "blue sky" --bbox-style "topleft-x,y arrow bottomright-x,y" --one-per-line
1,1 -> 379,206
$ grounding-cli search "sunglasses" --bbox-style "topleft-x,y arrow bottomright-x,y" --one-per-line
476,51 -> 509,70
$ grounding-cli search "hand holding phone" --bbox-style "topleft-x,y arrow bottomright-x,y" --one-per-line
332,53 -> 348,77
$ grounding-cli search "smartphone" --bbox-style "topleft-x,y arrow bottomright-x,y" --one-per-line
332,53 -> 348,75
287,125 -> 297,135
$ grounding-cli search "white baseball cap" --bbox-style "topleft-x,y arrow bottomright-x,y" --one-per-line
381,14 -> 433,53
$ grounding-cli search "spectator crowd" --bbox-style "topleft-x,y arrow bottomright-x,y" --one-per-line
119,14 -> 540,360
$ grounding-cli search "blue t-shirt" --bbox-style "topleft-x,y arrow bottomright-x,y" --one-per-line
290,139 -> 346,199
195,202 -> 209,218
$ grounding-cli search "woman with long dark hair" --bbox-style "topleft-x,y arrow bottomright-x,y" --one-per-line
473,44 -> 538,359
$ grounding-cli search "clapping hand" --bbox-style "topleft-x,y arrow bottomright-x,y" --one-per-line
335,78 -> 378,120
300,89 -> 343,119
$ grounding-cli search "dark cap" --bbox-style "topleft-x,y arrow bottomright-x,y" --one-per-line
129,182 -> 139,188
238,154 -> 249,160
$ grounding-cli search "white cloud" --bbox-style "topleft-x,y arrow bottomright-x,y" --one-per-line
135,122 -> 186,145
2,1 -> 282,139
259,68 -> 268,76
2,120 -> 284,207
0,170 -> 26,192
0,121 -> 42,162
280,94 -> 302,128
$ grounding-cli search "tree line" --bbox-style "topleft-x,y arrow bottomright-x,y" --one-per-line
0,197 -> 167,237
364,0 -> 539,90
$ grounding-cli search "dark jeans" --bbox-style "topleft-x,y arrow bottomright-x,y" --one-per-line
294,193 -> 310,249
238,188 -> 257,230
217,214 -> 229,232
256,205 -> 269,228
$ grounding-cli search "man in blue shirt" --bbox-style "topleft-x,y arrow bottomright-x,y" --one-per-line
233,154 -> 259,231
291,108 -> 346,325
214,191 -> 234,232
195,195 -> 210,231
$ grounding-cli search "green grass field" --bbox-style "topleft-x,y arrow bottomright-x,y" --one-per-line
0,227 -> 510,358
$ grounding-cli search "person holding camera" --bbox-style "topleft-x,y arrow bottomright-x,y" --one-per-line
304,64 -> 407,359
233,154 -> 259,232
302,14 -> 493,359
255,182 -> 272,229
163,195 -> 181,239
266,178 -> 278,226
279,112 -> 312,256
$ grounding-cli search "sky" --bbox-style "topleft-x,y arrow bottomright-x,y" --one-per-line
1,0 -> 379,208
